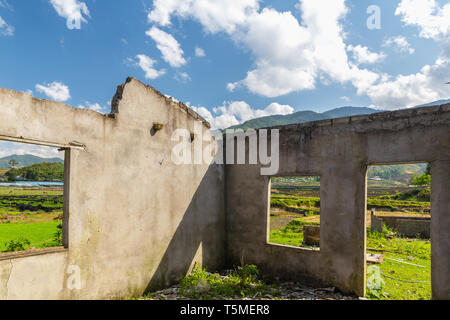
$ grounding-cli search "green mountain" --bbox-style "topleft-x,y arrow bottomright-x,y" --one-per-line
228,107 -> 379,131
0,154 -> 64,169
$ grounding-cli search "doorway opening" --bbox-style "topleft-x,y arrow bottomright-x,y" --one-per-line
365,163 -> 431,300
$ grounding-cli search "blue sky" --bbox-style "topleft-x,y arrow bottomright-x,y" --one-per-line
0,0 -> 450,157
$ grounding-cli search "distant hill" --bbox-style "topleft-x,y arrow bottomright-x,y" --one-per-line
0,154 -> 64,169
322,106 -> 379,119
227,99 -> 450,131
415,99 -> 450,108
228,106 -> 380,131
4,162 -> 64,182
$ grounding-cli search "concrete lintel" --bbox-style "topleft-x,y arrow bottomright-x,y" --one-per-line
0,134 -> 86,151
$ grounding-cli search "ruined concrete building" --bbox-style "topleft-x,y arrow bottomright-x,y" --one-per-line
0,78 -> 448,299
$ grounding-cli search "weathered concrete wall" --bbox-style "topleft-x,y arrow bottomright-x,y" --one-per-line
0,77 -> 448,300
371,212 -> 431,238
226,104 -> 450,299
0,78 -> 226,299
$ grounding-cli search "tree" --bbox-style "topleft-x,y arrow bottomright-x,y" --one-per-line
410,172 -> 431,187
8,159 -> 18,168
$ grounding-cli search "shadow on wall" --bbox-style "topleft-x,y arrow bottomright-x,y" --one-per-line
145,164 -> 226,292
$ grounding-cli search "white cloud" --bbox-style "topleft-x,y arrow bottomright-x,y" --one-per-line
148,0 -> 450,108
148,1 -> 379,98
364,57 -> 450,109
195,46 -> 206,57
0,1 -> 13,11
174,72 -> 191,83
135,54 -> 166,79
35,81 -> 71,102
347,45 -> 387,64
340,96 -> 350,102
0,15 -> 14,36
164,94 -> 179,103
395,0 -> 450,40
77,101 -> 106,112
148,0 -> 260,34
383,36 -> 415,54
191,101 -> 294,130
0,141 -> 63,159
49,0 -> 90,30
227,82 -> 239,92
146,26 -> 186,68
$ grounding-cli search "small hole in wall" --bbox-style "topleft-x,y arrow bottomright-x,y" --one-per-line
151,123 -> 164,136
268,176 -> 321,250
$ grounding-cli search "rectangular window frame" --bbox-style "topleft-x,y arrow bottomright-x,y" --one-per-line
266,174 -> 322,252
0,136 -> 77,260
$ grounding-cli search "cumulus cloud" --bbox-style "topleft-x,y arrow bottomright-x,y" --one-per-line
148,0 -> 260,34
0,15 -> 13,36
195,46 -> 206,57
364,57 -> 450,109
0,141 -> 63,159
35,81 -> 71,102
347,45 -> 386,64
383,36 -> 415,54
146,27 -> 186,68
135,54 -> 166,79
148,0 -> 377,98
191,101 -> 294,130
148,0 -> 450,108
49,0 -> 90,30
395,0 -> 450,40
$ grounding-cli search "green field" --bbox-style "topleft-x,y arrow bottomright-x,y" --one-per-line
0,186 -> 63,253
0,221 -> 61,251
270,216 -> 320,248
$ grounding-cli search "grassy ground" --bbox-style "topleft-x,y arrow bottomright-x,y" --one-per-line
0,221 -> 61,251
0,186 -> 63,252
269,215 -> 320,249
366,228 -> 431,300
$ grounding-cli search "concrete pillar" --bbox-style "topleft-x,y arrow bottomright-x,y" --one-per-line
431,160 -> 450,300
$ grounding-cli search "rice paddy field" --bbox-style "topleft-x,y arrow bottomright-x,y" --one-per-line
0,186 -> 63,253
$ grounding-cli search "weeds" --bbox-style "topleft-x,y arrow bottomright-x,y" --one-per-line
3,237 -> 31,252
177,264 -> 279,300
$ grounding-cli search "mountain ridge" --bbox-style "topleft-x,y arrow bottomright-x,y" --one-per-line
228,106 -> 379,131
227,99 -> 449,131
0,154 -> 64,169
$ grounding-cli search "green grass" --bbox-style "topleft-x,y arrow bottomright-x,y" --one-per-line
269,220 -> 431,300
269,216 -> 320,248
146,264 -> 280,300
0,221 -> 61,251
366,228 -> 431,300
0,186 -> 63,196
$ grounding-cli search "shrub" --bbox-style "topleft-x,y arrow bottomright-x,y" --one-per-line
179,264 -> 275,299
3,237 -> 31,252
